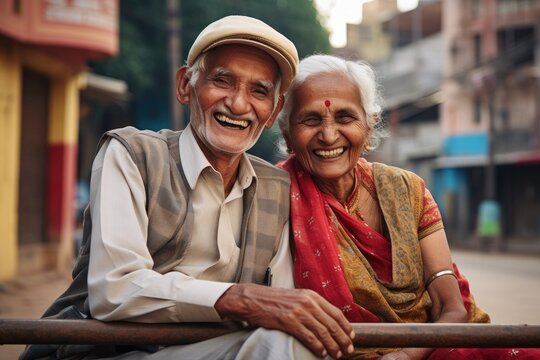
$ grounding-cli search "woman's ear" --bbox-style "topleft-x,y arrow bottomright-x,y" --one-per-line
176,66 -> 191,104
283,132 -> 293,154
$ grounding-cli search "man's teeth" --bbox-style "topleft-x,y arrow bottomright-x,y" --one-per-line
315,148 -> 344,158
216,114 -> 249,129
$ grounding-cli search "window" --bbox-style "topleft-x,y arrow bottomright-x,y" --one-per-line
13,0 -> 22,14
497,0 -> 539,14
472,0 -> 483,18
497,26 -> 535,68
474,95 -> 482,125
474,34 -> 482,66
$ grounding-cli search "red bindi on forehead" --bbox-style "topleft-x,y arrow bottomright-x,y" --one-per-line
324,99 -> 331,107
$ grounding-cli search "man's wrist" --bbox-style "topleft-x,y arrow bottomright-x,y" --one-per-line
214,284 -> 240,319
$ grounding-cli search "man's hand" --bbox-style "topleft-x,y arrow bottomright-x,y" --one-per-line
215,284 -> 355,359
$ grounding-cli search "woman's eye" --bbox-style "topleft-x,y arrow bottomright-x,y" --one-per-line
336,112 -> 356,123
302,117 -> 320,126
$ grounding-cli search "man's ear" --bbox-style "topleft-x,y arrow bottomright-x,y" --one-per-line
265,94 -> 285,129
176,66 -> 191,104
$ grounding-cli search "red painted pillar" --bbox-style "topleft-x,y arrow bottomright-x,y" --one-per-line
46,78 -> 80,271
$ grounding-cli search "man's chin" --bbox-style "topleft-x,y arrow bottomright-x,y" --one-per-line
205,138 -> 256,156
213,143 -> 254,156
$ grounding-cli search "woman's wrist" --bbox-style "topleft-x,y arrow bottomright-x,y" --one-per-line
401,347 -> 433,360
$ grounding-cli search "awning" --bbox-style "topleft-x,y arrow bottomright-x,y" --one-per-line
81,73 -> 129,102
435,150 -> 540,168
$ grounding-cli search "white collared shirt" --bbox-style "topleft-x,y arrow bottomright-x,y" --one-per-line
87,125 -> 292,323
178,125 -> 252,281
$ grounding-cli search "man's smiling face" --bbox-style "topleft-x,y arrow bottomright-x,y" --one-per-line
185,44 -> 281,159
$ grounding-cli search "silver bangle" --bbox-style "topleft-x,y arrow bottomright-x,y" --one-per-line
425,269 -> 457,289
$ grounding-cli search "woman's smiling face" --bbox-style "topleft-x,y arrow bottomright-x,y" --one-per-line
286,71 -> 371,182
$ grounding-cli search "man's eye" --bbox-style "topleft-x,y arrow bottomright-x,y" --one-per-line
213,77 -> 231,87
253,88 -> 269,96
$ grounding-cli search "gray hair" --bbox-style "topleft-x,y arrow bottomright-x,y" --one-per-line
186,52 -> 207,87
277,54 -> 386,154
186,51 -> 282,105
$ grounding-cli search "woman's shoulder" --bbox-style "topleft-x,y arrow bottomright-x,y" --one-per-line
370,160 -> 424,185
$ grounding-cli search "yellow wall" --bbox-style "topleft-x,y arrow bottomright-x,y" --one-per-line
49,76 -> 82,145
0,38 -> 22,281
0,38 -> 85,281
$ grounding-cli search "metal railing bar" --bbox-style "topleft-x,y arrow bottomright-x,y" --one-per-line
1,319 -> 539,348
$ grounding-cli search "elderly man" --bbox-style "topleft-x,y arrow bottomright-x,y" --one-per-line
20,16 -> 354,360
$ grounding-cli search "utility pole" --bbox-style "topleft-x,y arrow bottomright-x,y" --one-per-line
167,0 -> 183,130
476,0 -> 501,250
535,22 -> 540,149
483,0 -> 496,201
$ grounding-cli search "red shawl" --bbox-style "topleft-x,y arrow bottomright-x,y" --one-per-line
280,157 -> 389,322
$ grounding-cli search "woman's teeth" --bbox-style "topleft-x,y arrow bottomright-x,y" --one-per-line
314,147 -> 344,158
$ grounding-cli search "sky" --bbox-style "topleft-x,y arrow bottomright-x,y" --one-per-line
315,0 -> 420,47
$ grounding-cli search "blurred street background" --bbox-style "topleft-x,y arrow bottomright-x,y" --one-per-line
1,0 -> 540,359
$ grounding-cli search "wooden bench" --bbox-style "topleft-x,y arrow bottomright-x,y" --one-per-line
1,319 -> 540,348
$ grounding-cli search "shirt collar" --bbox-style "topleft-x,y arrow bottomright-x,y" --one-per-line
179,124 -> 256,190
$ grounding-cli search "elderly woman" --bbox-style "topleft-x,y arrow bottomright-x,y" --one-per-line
277,54 -> 538,359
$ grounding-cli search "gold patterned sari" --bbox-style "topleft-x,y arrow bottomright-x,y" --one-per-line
279,157 -> 489,359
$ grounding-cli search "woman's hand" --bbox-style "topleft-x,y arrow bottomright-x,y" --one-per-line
379,348 -> 432,360
385,229 -> 469,360
379,350 -> 412,359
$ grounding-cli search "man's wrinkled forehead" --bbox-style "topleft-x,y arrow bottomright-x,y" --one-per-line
200,44 -> 280,92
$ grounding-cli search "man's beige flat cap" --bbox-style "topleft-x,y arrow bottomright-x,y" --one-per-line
187,15 -> 299,94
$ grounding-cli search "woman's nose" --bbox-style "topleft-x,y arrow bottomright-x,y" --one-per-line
318,122 -> 339,144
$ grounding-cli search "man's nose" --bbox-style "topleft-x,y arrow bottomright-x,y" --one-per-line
225,87 -> 250,114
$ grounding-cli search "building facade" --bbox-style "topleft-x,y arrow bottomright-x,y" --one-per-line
343,0 -> 540,251
439,0 -> 540,251
344,0 -> 444,191
0,0 -> 118,281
